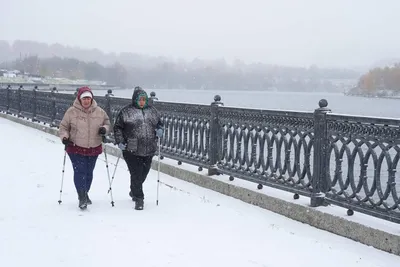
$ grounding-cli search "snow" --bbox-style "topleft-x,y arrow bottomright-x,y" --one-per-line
0,117 -> 399,267
158,155 -> 400,236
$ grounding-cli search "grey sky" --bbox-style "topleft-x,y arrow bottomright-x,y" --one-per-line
2,0 -> 400,68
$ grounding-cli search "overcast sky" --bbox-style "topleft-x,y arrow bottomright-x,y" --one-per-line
2,0 -> 400,68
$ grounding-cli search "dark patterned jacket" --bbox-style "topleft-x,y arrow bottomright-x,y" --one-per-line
113,89 -> 163,157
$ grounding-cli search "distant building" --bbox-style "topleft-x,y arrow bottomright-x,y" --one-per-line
27,73 -> 44,82
3,71 -> 17,78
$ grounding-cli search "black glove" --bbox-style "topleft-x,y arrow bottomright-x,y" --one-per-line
62,137 -> 73,151
98,127 -> 106,135
62,137 -> 70,145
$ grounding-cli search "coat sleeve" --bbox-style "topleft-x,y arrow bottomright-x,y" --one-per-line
155,108 -> 164,129
59,108 -> 72,140
113,108 -> 125,144
102,109 -> 111,134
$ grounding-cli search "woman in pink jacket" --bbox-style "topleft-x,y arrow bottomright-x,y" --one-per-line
59,86 -> 110,209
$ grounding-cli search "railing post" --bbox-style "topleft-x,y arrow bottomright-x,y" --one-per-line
50,87 -> 57,127
208,95 -> 223,175
6,85 -> 11,114
17,85 -> 23,117
105,89 -> 114,130
32,86 -> 38,122
311,99 -> 331,207
149,91 -> 158,107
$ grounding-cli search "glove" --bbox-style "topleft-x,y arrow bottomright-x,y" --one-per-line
62,137 -> 70,145
118,143 -> 127,150
155,128 -> 164,138
62,137 -> 73,151
98,127 -> 106,135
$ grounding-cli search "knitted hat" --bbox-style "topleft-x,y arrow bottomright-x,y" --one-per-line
77,86 -> 94,100
80,91 -> 93,99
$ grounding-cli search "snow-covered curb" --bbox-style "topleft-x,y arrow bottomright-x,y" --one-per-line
1,112 -> 399,256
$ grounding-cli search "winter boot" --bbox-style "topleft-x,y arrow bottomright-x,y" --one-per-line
135,198 -> 144,210
78,191 -> 87,210
86,193 -> 92,205
129,191 -> 136,202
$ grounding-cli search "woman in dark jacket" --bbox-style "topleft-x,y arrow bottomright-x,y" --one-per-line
113,87 -> 164,210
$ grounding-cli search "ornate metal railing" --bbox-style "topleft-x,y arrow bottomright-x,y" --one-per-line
216,104 -> 315,196
1,85 -> 399,223
325,114 -> 400,221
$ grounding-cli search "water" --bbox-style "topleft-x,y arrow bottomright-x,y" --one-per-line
89,89 -> 400,119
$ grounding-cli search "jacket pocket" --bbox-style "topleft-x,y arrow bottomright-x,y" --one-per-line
127,138 -> 138,152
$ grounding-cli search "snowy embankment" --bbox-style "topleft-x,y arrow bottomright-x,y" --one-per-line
0,117 -> 398,267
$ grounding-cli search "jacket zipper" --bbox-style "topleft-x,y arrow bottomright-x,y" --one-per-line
87,110 -> 90,147
142,109 -> 147,154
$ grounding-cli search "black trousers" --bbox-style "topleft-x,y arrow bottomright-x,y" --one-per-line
122,151 -> 153,199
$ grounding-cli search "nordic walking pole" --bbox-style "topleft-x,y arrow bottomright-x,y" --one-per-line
58,149 -> 67,204
156,137 -> 161,206
103,144 -> 115,207
107,154 -> 120,193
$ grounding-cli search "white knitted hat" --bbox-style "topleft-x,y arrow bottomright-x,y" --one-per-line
80,91 -> 93,99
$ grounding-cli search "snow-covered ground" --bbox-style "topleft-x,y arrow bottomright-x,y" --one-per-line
0,117 -> 399,267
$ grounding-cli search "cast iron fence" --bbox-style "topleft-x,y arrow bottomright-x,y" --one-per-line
1,85 -> 399,223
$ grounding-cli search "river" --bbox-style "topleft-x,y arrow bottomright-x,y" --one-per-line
89,89 -> 400,119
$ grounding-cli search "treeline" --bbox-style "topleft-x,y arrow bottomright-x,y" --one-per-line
353,64 -> 400,95
0,56 -> 127,86
0,40 -> 361,90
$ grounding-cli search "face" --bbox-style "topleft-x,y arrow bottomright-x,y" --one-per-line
81,97 -> 92,108
138,96 -> 146,108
